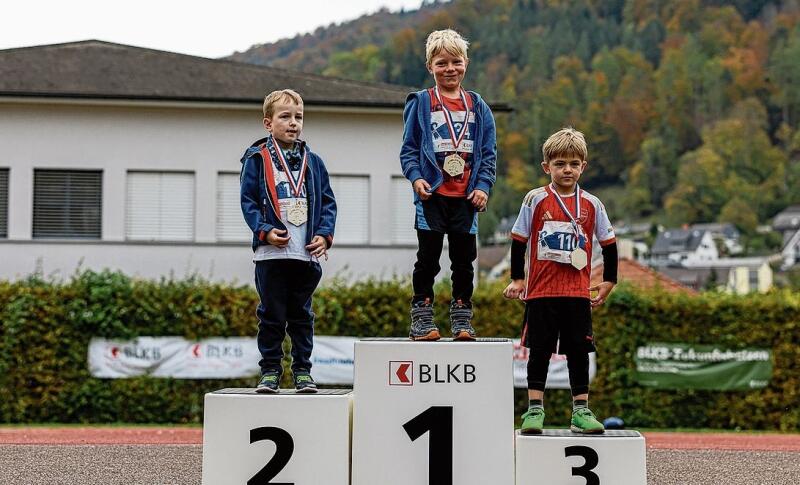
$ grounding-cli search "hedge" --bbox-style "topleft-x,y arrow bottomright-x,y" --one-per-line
0,270 -> 798,429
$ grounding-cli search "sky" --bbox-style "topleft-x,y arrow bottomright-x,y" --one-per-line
0,0 -> 425,58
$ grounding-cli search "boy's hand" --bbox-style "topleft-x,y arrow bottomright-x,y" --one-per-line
266,228 -> 291,248
589,281 -> 616,307
413,179 -> 432,200
503,279 -> 525,300
305,235 -> 328,259
468,189 -> 488,211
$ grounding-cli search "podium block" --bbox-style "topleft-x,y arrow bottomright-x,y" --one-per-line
352,338 -> 515,485
515,430 -> 647,485
202,388 -> 351,485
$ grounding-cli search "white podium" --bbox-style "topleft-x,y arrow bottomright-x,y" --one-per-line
351,338 -> 516,485
515,429 -> 647,485
202,388 -> 351,485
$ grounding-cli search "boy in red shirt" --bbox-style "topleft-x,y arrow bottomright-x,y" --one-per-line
503,128 -> 617,434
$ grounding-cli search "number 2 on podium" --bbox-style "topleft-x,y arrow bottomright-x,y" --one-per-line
403,406 -> 454,485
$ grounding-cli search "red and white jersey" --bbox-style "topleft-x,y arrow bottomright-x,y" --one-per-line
510,185 -> 616,299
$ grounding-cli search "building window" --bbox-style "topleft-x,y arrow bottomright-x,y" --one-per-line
217,172 -> 250,242
0,169 -> 8,238
126,171 -> 194,241
329,175 -> 369,244
391,176 -> 416,244
33,169 -> 102,239
748,269 -> 759,290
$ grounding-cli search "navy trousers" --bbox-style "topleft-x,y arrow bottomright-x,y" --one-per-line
254,259 -> 322,375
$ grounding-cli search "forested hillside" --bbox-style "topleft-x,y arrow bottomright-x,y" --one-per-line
231,0 -> 800,248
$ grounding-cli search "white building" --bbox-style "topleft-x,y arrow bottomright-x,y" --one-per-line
0,40 -> 454,282
680,257 -> 774,294
650,228 -> 718,265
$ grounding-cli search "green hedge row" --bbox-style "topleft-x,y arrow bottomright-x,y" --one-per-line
0,270 -> 798,429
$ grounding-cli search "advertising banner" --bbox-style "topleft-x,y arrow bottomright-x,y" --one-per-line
635,343 -> 772,390
89,336 -> 591,388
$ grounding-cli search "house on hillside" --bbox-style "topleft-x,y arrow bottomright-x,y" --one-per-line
650,228 -> 718,265
690,222 -> 742,255
773,205 -> 800,269
0,40 -> 506,282
660,257 -> 773,294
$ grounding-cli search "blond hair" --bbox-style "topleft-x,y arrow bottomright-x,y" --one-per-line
425,29 -> 469,67
542,127 -> 588,162
263,89 -> 303,118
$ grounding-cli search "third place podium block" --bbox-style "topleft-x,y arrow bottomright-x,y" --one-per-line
202,388 -> 351,485
515,429 -> 647,485
352,338 -> 515,485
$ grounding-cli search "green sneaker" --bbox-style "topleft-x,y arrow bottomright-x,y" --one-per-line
255,371 -> 281,394
570,408 -> 605,434
520,407 -> 545,435
293,370 -> 318,394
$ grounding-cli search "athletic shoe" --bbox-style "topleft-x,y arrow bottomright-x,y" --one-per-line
293,370 -> 318,393
410,298 -> 440,341
520,408 -> 545,435
450,299 -> 476,341
255,371 -> 281,394
570,408 -> 605,434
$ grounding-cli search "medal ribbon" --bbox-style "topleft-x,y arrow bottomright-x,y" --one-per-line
272,137 -> 308,198
550,183 -> 582,239
434,86 -> 470,152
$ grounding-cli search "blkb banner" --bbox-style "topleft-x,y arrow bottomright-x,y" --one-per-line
89,336 -> 592,388
635,343 -> 772,390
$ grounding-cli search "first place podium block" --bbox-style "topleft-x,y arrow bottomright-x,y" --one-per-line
515,429 -> 647,485
202,388 -> 351,485
352,338 -> 516,485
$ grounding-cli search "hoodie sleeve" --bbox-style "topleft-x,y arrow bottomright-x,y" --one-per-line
474,97 -> 497,195
400,94 -> 424,184
314,155 -> 337,248
240,152 -> 276,241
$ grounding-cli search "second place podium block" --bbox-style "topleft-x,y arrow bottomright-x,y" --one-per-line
351,338 -> 516,485
202,388 -> 351,485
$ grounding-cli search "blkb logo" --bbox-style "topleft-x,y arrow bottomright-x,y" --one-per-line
389,361 -> 413,386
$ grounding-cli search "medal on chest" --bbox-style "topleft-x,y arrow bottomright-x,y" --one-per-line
443,153 -> 466,176
286,199 -> 308,226
273,137 -> 309,226
434,87 -> 470,176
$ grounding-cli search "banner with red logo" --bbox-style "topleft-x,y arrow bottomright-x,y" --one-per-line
88,337 -> 262,379
89,336 -> 592,387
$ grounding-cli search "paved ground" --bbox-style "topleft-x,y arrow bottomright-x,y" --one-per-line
1,428 -> 798,484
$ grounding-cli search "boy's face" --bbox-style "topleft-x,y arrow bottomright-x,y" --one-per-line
542,155 -> 587,193
427,51 -> 468,93
263,102 -> 303,148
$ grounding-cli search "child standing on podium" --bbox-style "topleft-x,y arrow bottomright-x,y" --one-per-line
503,128 -> 618,434
400,29 -> 497,341
240,89 -> 337,393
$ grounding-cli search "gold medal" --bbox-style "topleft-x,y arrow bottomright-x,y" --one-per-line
570,247 -> 588,270
443,154 -> 465,177
287,200 -> 308,226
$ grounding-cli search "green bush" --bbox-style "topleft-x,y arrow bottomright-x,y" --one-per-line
0,271 -> 797,429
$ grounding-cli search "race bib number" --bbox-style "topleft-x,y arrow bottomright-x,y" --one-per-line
537,221 -> 583,265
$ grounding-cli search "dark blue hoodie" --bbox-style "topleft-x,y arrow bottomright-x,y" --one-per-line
240,136 -> 336,252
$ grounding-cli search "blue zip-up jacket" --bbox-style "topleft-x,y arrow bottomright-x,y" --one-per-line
399,89 -> 497,201
240,136 -> 336,252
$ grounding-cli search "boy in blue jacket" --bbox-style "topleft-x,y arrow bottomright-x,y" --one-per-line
240,89 -> 337,393
400,29 -> 497,341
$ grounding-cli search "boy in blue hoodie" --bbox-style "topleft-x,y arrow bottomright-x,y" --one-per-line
400,29 -> 497,341
240,89 -> 337,393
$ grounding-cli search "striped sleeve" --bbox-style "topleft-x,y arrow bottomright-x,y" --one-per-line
510,188 -> 542,242
593,198 -> 616,246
